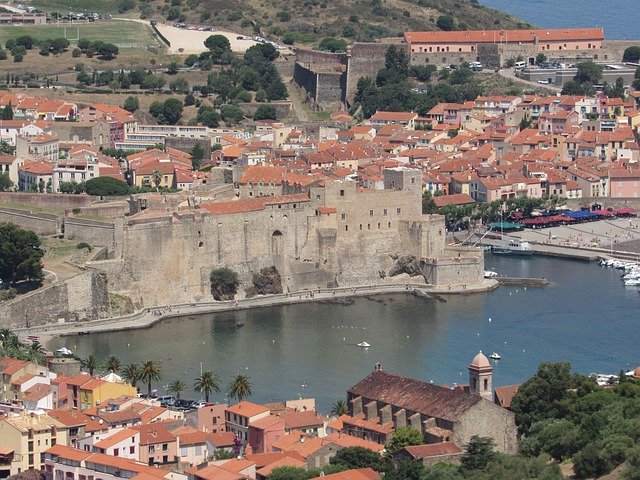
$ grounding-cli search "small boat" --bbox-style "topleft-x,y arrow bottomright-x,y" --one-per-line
492,240 -> 534,256
357,341 -> 371,348
235,322 -> 244,327
484,270 -> 498,278
56,347 -> 73,355
488,352 -> 501,360
624,279 -> 640,286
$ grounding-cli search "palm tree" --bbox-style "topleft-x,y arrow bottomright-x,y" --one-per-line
140,360 -> 162,396
0,328 -> 12,348
167,379 -> 186,399
194,371 -> 221,402
121,363 -> 142,388
151,169 -> 162,191
227,374 -> 252,402
331,400 -> 348,417
104,356 -> 121,373
81,355 -> 99,376
26,341 -> 45,363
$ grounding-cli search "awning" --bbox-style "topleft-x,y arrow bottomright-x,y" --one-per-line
488,221 -> 525,230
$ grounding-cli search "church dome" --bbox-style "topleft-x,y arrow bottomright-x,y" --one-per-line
469,351 -> 491,369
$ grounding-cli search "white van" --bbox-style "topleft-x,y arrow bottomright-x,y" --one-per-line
514,61 -> 527,70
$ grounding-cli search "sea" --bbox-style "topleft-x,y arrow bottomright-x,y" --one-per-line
478,0 -> 639,40
48,255 -> 640,413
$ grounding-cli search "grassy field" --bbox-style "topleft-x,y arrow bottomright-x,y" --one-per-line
0,21 -> 160,47
29,0 -> 118,14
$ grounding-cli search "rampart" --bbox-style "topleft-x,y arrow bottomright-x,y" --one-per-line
293,62 -> 346,110
345,43 -> 390,105
0,271 -> 109,328
0,192 -> 92,209
63,217 -> 119,251
0,208 -> 61,234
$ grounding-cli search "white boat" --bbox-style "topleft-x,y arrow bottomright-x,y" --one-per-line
56,347 -> 73,355
624,279 -> 640,286
484,270 -> 498,278
357,341 -> 371,348
492,240 -> 534,256
488,352 -> 501,360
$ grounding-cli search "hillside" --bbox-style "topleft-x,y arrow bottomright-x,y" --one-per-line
29,0 -> 532,45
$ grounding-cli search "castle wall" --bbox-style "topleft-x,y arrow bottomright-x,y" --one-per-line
422,246 -> 484,286
345,43 -> 390,105
0,208 -> 61,234
64,217 -> 116,250
0,192 -> 92,209
0,271 -> 109,328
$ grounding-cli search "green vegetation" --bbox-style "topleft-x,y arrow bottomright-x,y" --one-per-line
318,37 -> 348,53
227,374 -> 253,402
561,61 -> 603,96
0,22 -> 158,47
81,354 -> 99,375
149,98 -> 184,125
0,329 -> 46,364
352,45 -> 482,118
167,379 -> 187,398
0,173 -> 13,192
123,96 -> 139,113
194,371 -> 221,402
622,45 -> 640,63
0,223 -> 44,285
84,176 -> 130,196
513,363 -> 640,479
209,267 -> 239,300
330,399 -> 348,416
140,360 -> 162,396
385,426 -> 423,454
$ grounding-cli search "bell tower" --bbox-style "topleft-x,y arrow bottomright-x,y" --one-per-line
468,351 -> 493,400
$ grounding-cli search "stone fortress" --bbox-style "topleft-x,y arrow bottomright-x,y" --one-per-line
88,167 -> 484,308
294,27 -> 636,110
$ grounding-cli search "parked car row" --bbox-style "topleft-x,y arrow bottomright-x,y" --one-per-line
156,395 -> 212,410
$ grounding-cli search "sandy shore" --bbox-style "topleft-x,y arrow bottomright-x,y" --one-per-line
18,280 -> 499,344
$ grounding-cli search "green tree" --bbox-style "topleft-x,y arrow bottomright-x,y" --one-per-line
329,446 -> 385,470
167,379 -> 187,398
96,42 -> 119,60
104,355 -> 121,373
220,104 -> 245,125
622,46 -> 640,63
84,177 -> 130,196
0,173 -> 12,191
0,223 -> 44,285
228,374 -> 252,402
151,169 -> 162,191
123,96 -> 139,113
118,0 -> 135,13
461,436 -> 496,472
209,267 -> 239,300
81,355 -> 99,376
385,426 -> 423,453
204,35 -> 232,62
574,61 -> 603,84
190,142 -> 205,170
140,360 -> 162,396
253,104 -> 276,120
536,53 -> 547,64
166,61 -> 179,75
121,363 -> 142,387
511,362 -> 594,436
436,14 -> 455,31
194,371 -> 221,402
50,38 -> 70,54
169,77 -> 189,93
318,37 -> 348,53
0,104 -> 11,120
197,106 -> 221,128
330,400 -> 348,416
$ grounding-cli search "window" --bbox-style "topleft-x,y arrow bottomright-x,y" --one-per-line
130,446 -> 135,454
339,189 -> 344,196
341,214 -> 346,220
195,445 -> 202,455
345,225 -> 348,231
483,379 -> 488,390
383,209 -> 387,215
369,209 -> 374,216
396,208 -> 402,214
149,446 -> 155,453
162,444 -> 168,451
114,448 -> 119,457
180,447 -> 188,457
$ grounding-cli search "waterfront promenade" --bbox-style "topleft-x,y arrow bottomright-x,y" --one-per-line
24,279 -> 499,343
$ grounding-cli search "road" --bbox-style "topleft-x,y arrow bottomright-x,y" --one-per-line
0,4 -> 24,13
496,68 -> 561,93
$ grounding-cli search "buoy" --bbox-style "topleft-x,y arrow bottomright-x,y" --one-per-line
407,335 -> 409,339
272,339 -> 275,343
488,318 -> 492,323
343,337 -> 346,341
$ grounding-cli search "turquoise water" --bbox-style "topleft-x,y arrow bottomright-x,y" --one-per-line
49,255 -> 640,412
479,0 -> 638,40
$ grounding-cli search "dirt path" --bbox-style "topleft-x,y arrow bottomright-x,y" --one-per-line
286,80 -> 310,123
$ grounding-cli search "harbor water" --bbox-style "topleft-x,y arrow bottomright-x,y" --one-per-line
48,255 -> 640,412
478,0 -> 638,40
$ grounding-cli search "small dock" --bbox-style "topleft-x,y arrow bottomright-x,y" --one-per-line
496,277 -> 550,287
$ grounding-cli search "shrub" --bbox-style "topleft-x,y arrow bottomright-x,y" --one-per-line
72,48 -> 82,58
0,287 -> 17,302
318,37 -> 347,53
84,177 -> 130,196
253,104 -> 276,120
282,33 -> 294,45
209,267 -> 239,300
76,242 -> 92,251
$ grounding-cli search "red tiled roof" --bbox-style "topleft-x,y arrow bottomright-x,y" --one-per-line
433,193 -> 475,207
405,28 -> 604,45
226,401 -> 269,418
493,384 -> 521,409
402,442 -> 462,459
309,468 -> 380,480
46,444 -> 93,462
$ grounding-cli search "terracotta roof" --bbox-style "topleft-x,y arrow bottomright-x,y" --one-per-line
210,431 -> 237,447
47,409 -> 92,427
249,415 -> 284,430
132,423 -> 175,445
348,370 -> 481,422
309,468 -> 380,480
279,410 -> 327,429
23,383 -> 52,403
371,111 -> 417,122
226,401 -> 269,418
94,428 -> 138,449
402,442 -> 462,459
20,161 -> 53,175
0,357 -> 29,375
0,154 -> 17,165
46,444 -> 93,463
245,451 -> 305,468
433,193 -> 475,207
178,431 -> 209,446
405,28 -> 604,45
256,456 -> 306,476
199,193 -> 309,216
494,384 -> 521,409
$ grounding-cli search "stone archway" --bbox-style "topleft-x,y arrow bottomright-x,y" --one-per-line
271,230 -> 284,258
